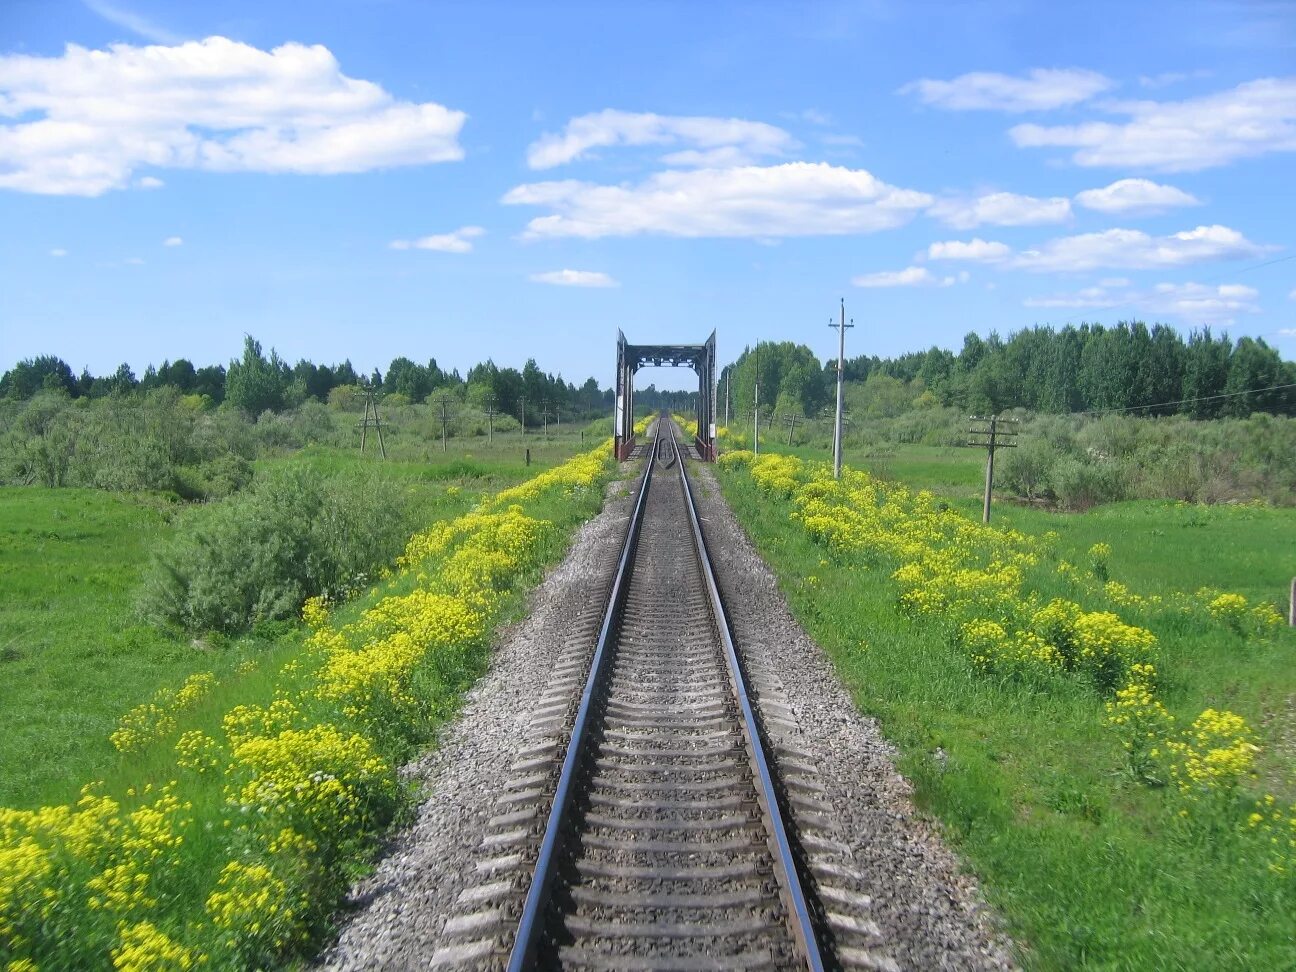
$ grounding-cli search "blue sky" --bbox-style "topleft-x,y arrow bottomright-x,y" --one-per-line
2,0 -> 1294,390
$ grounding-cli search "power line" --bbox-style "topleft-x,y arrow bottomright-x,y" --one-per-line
1074,381 -> 1296,417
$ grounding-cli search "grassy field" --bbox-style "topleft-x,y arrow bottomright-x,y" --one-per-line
0,431 -> 595,810
716,441 -> 1296,970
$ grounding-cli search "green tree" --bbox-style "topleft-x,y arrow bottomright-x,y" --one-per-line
225,336 -> 288,417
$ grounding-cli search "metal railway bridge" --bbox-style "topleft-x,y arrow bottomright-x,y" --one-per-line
613,329 -> 717,462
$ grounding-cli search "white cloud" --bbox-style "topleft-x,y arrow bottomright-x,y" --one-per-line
900,68 -> 1113,112
852,266 -> 934,287
0,36 -> 466,196
82,0 -> 182,44
1099,277 -> 1131,287
1138,70 -> 1211,89
503,162 -> 933,239
525,109 -> 795,169
926,238 -> 1011,262
1278,328 -> 1296,337
1013,224 -> 1268,272
528,269 -> 619,287
389,226 -> 485,253
49,247 -> 67,257
1024,280 -> 1260,323
1010,77 -> 1296,171
134,176 -> 163,189
928,191 -> 1071,229
162,235 -> 182,246
852,267 -> 970,288
1075,178 -> 1200,213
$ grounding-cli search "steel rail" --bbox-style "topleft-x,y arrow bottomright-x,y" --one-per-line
667,422 -> 826,972
506,423 -> 658,972
507,417 -> 825,970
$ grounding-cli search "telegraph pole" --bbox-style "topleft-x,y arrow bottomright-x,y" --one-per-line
830,298 -> 854,480
437,396 -> 451,453
484,396 -> 497,445
969,414 -> 1018,524
783,413 -> 801,445
520,397 -> 526,437
724,368 -> 731,426
752,345 -> 760,457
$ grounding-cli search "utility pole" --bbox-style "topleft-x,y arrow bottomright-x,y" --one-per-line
520,397 -> 526,437
542,401 -> 551,440
830,298 -> 855,480
783,413 -> 801,445
484,396 -> 497,445
436,396 -> 451,453
358,384 -> 387,460
724,368 -> 731,426
969,414 -> 1018,524
752,345 -> 760,457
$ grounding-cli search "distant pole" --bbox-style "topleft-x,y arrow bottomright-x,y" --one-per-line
830,298 -> 855,480
724,369 -> 730,426
520,397 -> 526,437
542,401 -> 550,440
784,413 -> 800,445
983,415 -> 996,524
753,345 -> 760,457
485,397 -> 496,445
969,415 -> 1018,524
437,397 -> 450,453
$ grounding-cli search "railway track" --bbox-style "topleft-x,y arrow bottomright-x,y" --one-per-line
507,419 -> 824,971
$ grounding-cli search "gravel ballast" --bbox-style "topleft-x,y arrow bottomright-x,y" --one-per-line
317,457 -> 1016,970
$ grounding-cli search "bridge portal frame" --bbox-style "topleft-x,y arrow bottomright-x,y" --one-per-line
614,330 -> 716,462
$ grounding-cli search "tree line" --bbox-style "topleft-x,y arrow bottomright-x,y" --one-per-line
719,323 -> 1295,422
0,337 -> 617,426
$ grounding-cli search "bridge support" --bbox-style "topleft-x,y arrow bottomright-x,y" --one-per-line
614,330 -> 717,461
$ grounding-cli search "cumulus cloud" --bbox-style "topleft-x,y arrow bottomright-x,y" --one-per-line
852,266 -> 934,287
134,176 -> 163,189
163,235 -> 182,246
853,267 -> 969,288
0,36 -> 466,196
525,109 -> 796,169
389,226 -> 485,253
503,162 -> 933,239
928,191 -> 1071,229
528,269 -> 619,287
926,238 -> 1012,262
1025,280 -> 1260,323
1012,224 -> 1268,272
1010,77 -> 1296,171
1074,178 -> 1200,213
900,68 -> 1113,112
49,247 -> 67,257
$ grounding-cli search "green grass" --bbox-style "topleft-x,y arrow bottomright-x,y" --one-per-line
715,460 -> 1296,970
0,436 -> 594,811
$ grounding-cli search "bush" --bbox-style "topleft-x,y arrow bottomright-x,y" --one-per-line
1050,456 -> 1129,511
138,467 -> 418,633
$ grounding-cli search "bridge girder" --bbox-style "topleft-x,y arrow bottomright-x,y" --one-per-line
615,330 -> 717,461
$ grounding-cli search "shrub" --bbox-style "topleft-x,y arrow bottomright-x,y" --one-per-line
138,467 -> 417,633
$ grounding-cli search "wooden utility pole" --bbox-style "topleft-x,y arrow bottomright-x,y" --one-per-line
724,369 -> 731,426
484,397 -> 497,445
969,415 -> 1018,524
753,345 -> 760,457
520,397 -> 526,437
436,397 -> 452,453
358,386 -> 387,459
829,298 -> 855,480
542,401 -> 551,440
783,413 -> 801,445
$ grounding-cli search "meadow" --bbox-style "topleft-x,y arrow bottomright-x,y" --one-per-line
714,435 -> 1296,970
0,422 -> 620,970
